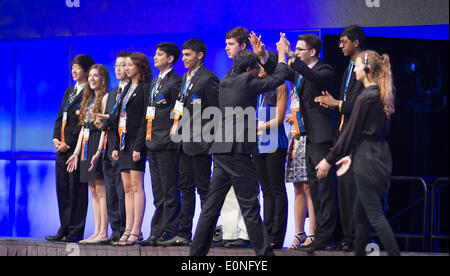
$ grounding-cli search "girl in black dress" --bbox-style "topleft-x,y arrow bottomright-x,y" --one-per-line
315,50 -> 400,256
66,64 -> 110,244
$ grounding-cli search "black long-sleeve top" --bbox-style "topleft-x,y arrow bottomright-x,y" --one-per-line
325,85 -> 392,198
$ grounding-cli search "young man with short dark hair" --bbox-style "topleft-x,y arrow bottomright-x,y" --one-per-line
314,25 -> 366,251
158,38 -> 220,246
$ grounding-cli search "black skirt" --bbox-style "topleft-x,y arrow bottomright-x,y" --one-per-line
80,128 -> 104,183
118,145 -> 147,172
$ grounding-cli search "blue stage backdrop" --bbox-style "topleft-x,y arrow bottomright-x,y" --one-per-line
0,0 -> 448,248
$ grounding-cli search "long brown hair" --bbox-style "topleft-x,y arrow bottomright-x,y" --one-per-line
79,64 -> 110,126
360,50 -> 395,117
129,52 -> 152,83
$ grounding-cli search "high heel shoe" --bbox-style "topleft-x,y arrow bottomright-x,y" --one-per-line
288,232 -> 307,250
112,229 -> 131,246
123,233 -> 143,246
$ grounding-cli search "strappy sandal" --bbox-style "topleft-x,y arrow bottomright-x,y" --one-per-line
302,234 -> 315,246
112,229 -> 131,246
123,233 -> 143,246
288,232 -> 307,250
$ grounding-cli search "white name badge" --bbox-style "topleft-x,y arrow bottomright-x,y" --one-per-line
63,112 -> 68,122
173,100 -> 184,115
146,107 -> 156,120
119,117 -> 127,128
257,120 -> 265,135
83,128 -> 90,139
291,98 -> 300,110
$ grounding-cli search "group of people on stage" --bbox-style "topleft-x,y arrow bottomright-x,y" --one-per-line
46,24 -> 401,256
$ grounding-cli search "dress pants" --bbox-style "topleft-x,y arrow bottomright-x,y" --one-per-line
55,150 -> 88,238
190,153 -> 272,256
178,151 -> 212,240
148,150 -> 180,238
102,155 -> 126,238
305,140 -> 337,248
254,148 -> 288,246
353,174 -> 400,256
338,166 -> 356,245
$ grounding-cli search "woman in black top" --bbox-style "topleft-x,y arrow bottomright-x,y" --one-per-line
315,50 -> 400,256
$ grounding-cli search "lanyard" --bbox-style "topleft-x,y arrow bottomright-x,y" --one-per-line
295,75 -> 303,96
122,84 -> 137,116
344,60 -> 355,95
151,78 -> 163,104
85,95 -> 96,126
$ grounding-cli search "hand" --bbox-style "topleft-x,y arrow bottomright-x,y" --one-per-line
132,151 -> 141,162
249,31 -> 266,57
59,143 -> 71,153
88,151 -> 101,172
92,113 -> 109,130
279,33 -> 292,55
336,156 -> 352,177
53,139 -> 62,151
66,154 -> 79,173
112,150 -> 119,161
285,114 -> 293,124
314,91 -> 339,109
315,158 -> 331,180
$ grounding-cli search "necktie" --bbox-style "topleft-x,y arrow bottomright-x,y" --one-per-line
67,87 -> 78,108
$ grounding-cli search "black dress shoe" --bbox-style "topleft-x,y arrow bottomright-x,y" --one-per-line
297,242 -> 315,253
337,241 -> 354,252
139,236 -> 159,247
224,239 -> 251,248
45,234 -> 64,242
157,235 -> 191,247
61,236 -> 83,243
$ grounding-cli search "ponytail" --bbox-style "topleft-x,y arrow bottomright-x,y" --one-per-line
379,54 -> 395,117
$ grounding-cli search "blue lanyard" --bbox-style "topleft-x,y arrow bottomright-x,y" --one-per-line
180,79 -> 190,101
151,78 -> 163,104
122,84 -> 137,115
295,75 -> 302,96
85,96 -> 96,126
344,60 -> 355,94
111,87 -> 123,114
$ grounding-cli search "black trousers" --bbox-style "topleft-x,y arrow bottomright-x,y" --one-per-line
338,166 -> 356,245
178,151 -> 212,240
254,148 -> 288,246
55,151 -> 88,238
354,174 -> 400,256
305,140 -> 337,248
102,155 -> 125,238
190,153 -> 273,256
147,149 -> 180,238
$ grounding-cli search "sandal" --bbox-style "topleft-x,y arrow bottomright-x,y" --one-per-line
288,232 -> 307,250
124,233 -> 143,246
112,229 -> 131,246
302,234 -> 315,246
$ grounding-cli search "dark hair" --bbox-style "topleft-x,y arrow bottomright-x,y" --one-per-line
182,38 -> 207,60
79,64 -> 110,126
226,27 -> 250,49
298,34 -> 322,57
129,52 -> 152,83
340,25 -> 366,50
233,49 -> 259,74
72,54 -> 95,73
116,51 -> 131,59
156,42 -> 181,64
264,51 -> 279,106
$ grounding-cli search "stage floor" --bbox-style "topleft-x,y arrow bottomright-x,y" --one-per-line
0,238 -> 447,256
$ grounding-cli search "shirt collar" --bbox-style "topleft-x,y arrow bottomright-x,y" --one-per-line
187,64 -> 203,80
75,82 -> 86,94
158,67 -> 173,80
308,59 -> 319,69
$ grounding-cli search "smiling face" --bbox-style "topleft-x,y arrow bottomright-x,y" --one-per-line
88,68 -> 103,91
72,64 -> 87,82
182,48 -> 203,70
125,57 -> 140,79
225,37 -> 245,59
114,57 -> 127,81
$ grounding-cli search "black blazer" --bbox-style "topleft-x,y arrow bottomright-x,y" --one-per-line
136,69 -> 182,152
177,65 -> 220,156
53,86 -> 83,151
111,81 -> 151,152
209,62 -> 288,155
334,62 -> 364,136
103,86 -> 122,160
263,57 -> 336,144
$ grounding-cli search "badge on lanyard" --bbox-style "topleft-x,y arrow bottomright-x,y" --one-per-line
173,100 -> 184,116
119,117 -> 127,128
63,112 -> 68,123
146,106 -> 156,120
83,128 -> 90,139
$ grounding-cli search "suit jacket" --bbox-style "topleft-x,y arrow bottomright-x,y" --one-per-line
103,86 -> 123,160
53,86 -> 83,151
110,81 -> 151,152
136,69 -> 182,152
334,61 -> 364,137
209,62 -> 288,155
178,65 -> 220,156
263,57 -> 336,144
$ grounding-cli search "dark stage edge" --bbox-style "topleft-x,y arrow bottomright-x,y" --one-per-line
0,238 -> 446,256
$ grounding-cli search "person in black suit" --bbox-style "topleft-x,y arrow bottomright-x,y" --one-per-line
190,46 -> 289,256
267,33 -> 336,252
316,50 -> 400,256
314,25 -> 366,251
135,43 -> 182,246
93,51 -> 130,243
46,54 -> 95,243
107,52 -> 151,246
157,39 -> 219,246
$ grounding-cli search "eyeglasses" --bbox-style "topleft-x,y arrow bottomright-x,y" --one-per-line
295,47 -> 312,52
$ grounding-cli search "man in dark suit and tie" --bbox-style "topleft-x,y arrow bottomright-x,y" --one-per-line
190,46 -> 289,256
47,54 -> 95,242
94,51 -> 131,243
136,43 -> 183,246
262,33 -> 337,251
158,39 -> 219,246
314,25 -> 366,251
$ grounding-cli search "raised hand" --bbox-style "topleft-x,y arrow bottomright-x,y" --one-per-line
249,31 -> 266,57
